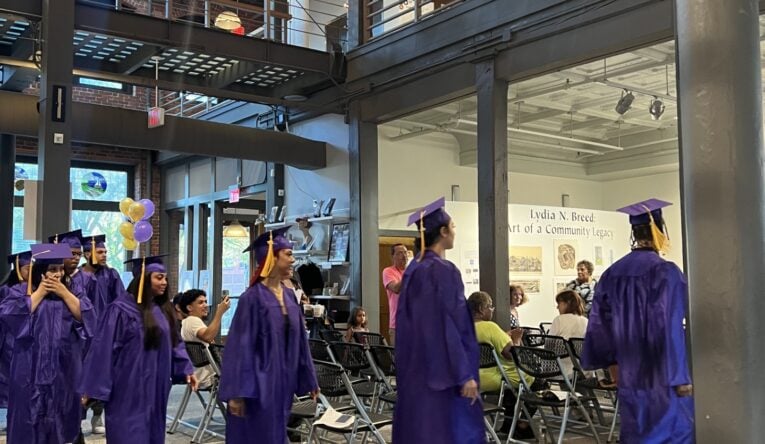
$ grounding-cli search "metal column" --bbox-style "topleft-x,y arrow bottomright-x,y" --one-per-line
348,101 -> 380,331
475,60 -> 510,327
36,0 -> 74,238
675,0 -> 765,441
0,134 -> 15,278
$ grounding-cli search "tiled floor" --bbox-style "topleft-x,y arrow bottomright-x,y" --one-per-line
0,386 -> 617,443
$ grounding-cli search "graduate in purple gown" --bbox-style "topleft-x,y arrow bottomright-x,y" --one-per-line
79,255 -> 197,444
219,226 -> 318,444
0,243 -> 95,443
80,234 -> 125,315
582,199 -> 694,443
49,230 -> 96,303
394,197 -> 485,444
0,250 -> 31,408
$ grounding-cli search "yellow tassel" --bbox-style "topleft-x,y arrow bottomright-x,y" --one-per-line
15,256 -> 21,282
259,231 -> 275,278
137,257 -> 146,304
418,210 -> 426,262
91,238 -> 97,265
641,205 -> 670,254
26,258 -> 32,296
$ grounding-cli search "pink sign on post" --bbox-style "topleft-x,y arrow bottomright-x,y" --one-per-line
228,185 -> 240,203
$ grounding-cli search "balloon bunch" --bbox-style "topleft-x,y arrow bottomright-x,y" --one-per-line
118,198 -> 155,250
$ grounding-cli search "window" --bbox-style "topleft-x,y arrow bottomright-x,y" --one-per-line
221,233 -> 251,335
12,160 -> 132,270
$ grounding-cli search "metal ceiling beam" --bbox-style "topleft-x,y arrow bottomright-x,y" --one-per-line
117,44 -> 164,74
0,0 -> 40,18
0,91 -> 327,169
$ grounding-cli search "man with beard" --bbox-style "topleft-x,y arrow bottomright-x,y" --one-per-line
179,289 -> 230,389
79,233 -> 125,435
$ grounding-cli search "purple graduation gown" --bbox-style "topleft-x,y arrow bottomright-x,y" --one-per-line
79,291 -> 193,444
582,249 -> 694,443
0,282 -> 95,443
394,250 -> 485,444
0,284 -> 17,407
84,266 -> 125,316
71,270 -> 97,311
219,283 -> 318,444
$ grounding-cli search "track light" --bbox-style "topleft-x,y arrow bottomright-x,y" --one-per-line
649,97 -> 665,120
615,90 -> 635,115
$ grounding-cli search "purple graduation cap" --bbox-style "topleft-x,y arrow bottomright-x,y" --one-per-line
407,197 -> 451,260
31,243 -> 74,265
124,255 -> 168,303
616,198 -> 672,226
244,226 -> 292,278
49,228 -> 84,250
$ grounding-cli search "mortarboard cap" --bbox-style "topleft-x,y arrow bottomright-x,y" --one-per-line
82,234 -> 106,251
407,197 -> 451,261
244,226 -> 292,278
124,255 -> 167,304
31,243 -> 73,265
8,250 -> 31,283
616,198 -> 672,226
49,229 -> 83,250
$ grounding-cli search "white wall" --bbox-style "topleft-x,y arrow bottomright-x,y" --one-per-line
286,114 -> 350,219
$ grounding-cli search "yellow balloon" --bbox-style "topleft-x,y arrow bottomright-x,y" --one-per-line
122,238 -> 138,250
119,198 -> 134,217
119,221 -> 135,240
127,202 -> 146,222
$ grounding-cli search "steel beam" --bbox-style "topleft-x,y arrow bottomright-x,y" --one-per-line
36,0 -> 74,239
348,101 -> 380,331
0,91 -> 327,170
475,60 -> 510,327
676,0 -> 765,441
0,134 -> 14,277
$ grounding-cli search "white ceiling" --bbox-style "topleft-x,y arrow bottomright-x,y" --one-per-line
383,31 -> 757,181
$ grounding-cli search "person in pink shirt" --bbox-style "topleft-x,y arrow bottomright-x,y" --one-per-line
382,244 -> 408,346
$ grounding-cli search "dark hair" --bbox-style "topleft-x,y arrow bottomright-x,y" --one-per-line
127,273 -> 179,350
577,260 -> 594,274
347,306 -> 367,329
390,243 -> 405,255
0,265 -> 25,287
30,263 -> 68,290
179,289 -> 207,314
172,292 -> 184,308
467,291 -> 492,317
424,223 -> 450,248
632,223 -> 654,243
556,290 -> 584,316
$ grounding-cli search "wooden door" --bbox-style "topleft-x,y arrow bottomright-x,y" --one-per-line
378,236 -> 416,342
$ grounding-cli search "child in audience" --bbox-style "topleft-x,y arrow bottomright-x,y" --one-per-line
345,306 -> 369,342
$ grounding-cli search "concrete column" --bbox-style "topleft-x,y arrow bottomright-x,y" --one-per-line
675,0 -> 765,441
348,101 -> 380,331
0,134 -> 15,278
475,60 -> 510,326
36,0 -> 74,238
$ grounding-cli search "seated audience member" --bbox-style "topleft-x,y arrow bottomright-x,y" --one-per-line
344,306 -> 369,342
565,260 -> 597,316
468,291 -> 535,439
172,292 -> 187,321
179,289 -> 231,389
549,290 -> 589,378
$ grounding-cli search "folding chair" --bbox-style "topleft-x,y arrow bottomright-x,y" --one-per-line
477,343 -> 506,444
309,338 -> 335,362
367,345 -> 397,411
353,331 -> 389,346
510,346 -> 601,444
567,338 -> 619,443
520,327 -> 545,347
329,342 -> 381,404
168,342 -> 226,443
308,360 -> 392,444
320,329 -> 345,343
539,322 -> 552,335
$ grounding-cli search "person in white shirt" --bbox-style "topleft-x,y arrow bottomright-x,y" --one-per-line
549,289 -> 588,378
179,289 -> 231,389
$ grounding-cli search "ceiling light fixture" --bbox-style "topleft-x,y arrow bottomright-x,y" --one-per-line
615,90 -> 634,115
215,11 -> 242,31
649,96 -> 665,120
223,207 -> 249,238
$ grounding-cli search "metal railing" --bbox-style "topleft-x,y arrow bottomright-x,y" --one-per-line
362,0 -> 463,43
157,90 -> 231,118
79,0 -> 348,53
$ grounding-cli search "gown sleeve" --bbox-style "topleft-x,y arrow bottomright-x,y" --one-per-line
581,271 -> 616,370
72,287 -> 96,341
171,335 -> 194,383
424,263 -> 475,391
660,264 -> 692,387
78,304 -> 127,402
219,289 -> 260,402
291,293 -> 318,396
0,285 -> 32,337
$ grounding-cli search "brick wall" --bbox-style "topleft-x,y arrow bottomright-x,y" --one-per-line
23,84 -> 155,112
16,136 -> 162,255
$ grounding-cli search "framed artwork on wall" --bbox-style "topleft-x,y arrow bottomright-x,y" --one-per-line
328,223 -> 350,262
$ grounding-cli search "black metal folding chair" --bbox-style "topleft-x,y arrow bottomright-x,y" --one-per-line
168,342 -> 226,443
329,342 -> 382,404
353,331 -> 389,347
539,322 -> 553,335
367,345 -> 397,412
309,338 -> 335,362
477,343 -> 506,444
320,329 -> 345,343
510,346 -> 601,444
520,327 -> 546,347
